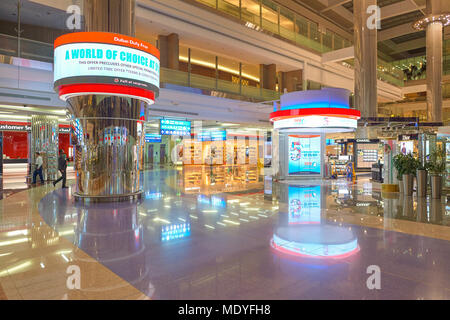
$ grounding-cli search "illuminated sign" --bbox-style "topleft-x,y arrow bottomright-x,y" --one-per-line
398,134 -> 418,141
160,119 -> 191,136
161,223 -> 191,242
0,122 -> 30,131
145,133 -> 162,143
273,115 -> 357,130
54,32 -> 160,105
197,130 -> 227,141
0,122 -> 71,133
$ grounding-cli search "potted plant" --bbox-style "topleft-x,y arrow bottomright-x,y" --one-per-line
402,153 -> 419,196
416,160 -> 430,197
427,147 -> 446,199
393,154 -> 406,193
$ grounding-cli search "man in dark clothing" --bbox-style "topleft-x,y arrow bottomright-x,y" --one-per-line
53,149 -> 68,188
32,152 -> 44,185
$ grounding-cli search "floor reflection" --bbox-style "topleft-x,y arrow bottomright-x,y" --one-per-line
34,169 -> 450,299
272,183 -> 359,260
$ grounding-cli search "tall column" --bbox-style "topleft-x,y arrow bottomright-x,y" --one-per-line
259,64 -> 277,91
426,21 -> 443,122
302,62 -> 308,91
30,115 -> 59,181
157,33 -> 179,70
353,0 -> 378,119
413,0 -> 450,122
167,33 -> 179,70
67,0 -> 146,199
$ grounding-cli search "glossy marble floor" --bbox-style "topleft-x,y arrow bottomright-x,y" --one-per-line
0,166 -> 449,300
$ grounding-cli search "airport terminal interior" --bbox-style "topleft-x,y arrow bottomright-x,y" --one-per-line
0,0 -> 449,300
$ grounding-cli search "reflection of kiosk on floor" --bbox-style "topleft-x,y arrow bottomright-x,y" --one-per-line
270,88 -> 360,179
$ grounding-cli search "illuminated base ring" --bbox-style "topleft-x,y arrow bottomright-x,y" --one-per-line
271,226 -> 359,259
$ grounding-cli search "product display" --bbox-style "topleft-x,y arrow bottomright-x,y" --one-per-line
356,143 -> 379,169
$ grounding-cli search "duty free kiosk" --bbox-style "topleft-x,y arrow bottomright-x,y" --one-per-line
270,88 -> 361,180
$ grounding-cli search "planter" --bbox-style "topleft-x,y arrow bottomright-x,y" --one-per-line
402,174 -> 414,196
430,175 -> 442,199
416,169 -> 427,197
398,180 -> 404,193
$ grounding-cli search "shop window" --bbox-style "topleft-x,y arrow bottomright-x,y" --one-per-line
58,132 -> 72,161
2,131 -> 28,160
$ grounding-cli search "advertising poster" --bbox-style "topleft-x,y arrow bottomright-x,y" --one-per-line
400,141 -> 414,155
288,185 -> 321,224
288,135 -> 321,175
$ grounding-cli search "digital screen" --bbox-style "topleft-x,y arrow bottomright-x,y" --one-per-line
400,141 -> 414,155
145,133 -> 161,143
54,42 -> 160,91
197,131 -> 226,141
161,223 -> 191,242
160,119 -> 191,136
326,139 -> 335,145
288,135 -> 321,175
288,185 -> 321,224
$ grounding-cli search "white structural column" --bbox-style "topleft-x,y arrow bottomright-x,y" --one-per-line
426,21 -> 443,122
413,0 -> 450,122
353,0 -> 378,119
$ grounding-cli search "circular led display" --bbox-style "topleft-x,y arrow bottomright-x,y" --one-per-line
54,32 -> 160,104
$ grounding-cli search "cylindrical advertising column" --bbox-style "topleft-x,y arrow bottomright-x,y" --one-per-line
53,1 -> 160,200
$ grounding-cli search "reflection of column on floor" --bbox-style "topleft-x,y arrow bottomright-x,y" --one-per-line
249,131 -> 257,165
416,197 -> 428,223
237,136 -> 246,165
430,199 -> 443,224
193,121 -> 203,165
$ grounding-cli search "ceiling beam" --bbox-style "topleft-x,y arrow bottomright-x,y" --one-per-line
388,38 -> 426,54
378,23 -> 417,42
320,0 -> 352,13
380,1 -> 426,20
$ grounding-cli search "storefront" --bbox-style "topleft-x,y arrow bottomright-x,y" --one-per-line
182,131 -> 263,166
335,139 -> 383,172
0,121 -> 72,177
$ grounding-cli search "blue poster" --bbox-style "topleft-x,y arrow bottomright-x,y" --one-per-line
288,135 -> 321,175
288,185 -> 321,224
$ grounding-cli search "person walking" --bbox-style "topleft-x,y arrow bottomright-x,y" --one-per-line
53,149 -> 68,188
32,152 -> 44,185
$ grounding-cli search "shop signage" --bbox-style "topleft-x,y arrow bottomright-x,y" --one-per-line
0,123 -> 30,131
197,130 -> 227,141
398,134 -> 418,141
145,133 -> 162,143
59,127 -> 71,133
160,119 -> 191,136
345,139 -> 380,143
0,122 -> 70,133
54,32 -> 160,104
